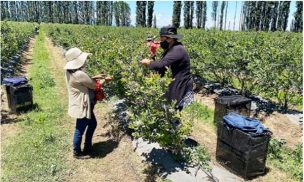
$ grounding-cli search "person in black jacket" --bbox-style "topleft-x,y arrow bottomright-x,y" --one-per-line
140,25 -> 193,111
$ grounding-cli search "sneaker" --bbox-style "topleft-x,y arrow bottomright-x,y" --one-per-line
73,151 -> 91,159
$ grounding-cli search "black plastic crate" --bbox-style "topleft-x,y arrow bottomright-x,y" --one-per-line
216,123 -> 271,180
214,95 -> 251,134
5,84 -> 33,113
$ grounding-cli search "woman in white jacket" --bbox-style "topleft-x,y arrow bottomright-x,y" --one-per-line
64,47 -> 111,159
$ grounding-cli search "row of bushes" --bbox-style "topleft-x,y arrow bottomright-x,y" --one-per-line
1,21 -> 37,80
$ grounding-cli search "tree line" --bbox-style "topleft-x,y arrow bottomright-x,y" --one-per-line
173,1 -> 302,32
135,1 -> 155,28
0,1 -> 131,26
240,1 -> 296,31
1,1 -> 302,32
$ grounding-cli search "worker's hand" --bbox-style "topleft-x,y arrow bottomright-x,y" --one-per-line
92,73 -> 106,79
140,59 -> 152,67
105,76 -> 112,82
96,76 -> 112,85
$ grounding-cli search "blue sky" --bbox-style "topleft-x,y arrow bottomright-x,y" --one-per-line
126,1 -> 297,31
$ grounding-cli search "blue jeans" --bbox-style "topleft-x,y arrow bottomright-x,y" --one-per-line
73,106 -> 97,152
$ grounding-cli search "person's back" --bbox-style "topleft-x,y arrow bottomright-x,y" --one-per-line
162,43 -> 191,78
65,69 -> 95,119
64,47 -> 98,159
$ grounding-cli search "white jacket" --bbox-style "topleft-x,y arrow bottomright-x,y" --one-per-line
65,70 -> 95,119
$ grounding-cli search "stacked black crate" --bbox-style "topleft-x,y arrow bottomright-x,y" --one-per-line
216,119 -> 271,179
214,95 -> 252,135
3,77 -> 33,113
214,95 -> 271,179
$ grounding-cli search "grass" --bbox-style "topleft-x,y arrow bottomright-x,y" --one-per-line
267,139 -> 303,181
1,32 -> 69,181
184,101 -> 214,126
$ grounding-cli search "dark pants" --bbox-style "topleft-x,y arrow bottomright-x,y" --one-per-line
73,106 -> 97,152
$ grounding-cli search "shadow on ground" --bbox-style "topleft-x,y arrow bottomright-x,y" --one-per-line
1,103 -> 40,125
143,163 -> 162,182
1,111 -> 20,124
90,139 -> 119,158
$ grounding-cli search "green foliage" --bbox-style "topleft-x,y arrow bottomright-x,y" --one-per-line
196,1 -> 203,29
147,1 -> 154,28
35,72 -> 56,89
113,1 -> 130,27
184,29 -> 302,109
172,1 -> 182,28
241,1 -> 284,31
211,1 -> 218,28
136,1 -> 147,27
0,21 -> 35,65
183,145 -> 211,172
183,101 -> 214,125
277,1 -> 291,31
183,1 -> 194,29
44,24 -> 193,153
268,138 -> 303,181
180,102 -> 213,173
292,1 -> 303,32
121,60 -> 193,152
268,138 -> 286,160
219,1 -> 226,30
45,24 -> 303,111
126,70 -> 191,151
160,179 -> 173,182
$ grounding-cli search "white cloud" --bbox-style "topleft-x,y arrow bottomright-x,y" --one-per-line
130,13 -> 136,26
155,13 -> 162,21
130,12 -> 171,28
155,13 -> 172,28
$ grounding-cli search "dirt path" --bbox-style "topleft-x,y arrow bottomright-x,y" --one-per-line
1,36 -> 36,146
16,37 -> 36,77
45,37 -> 151,182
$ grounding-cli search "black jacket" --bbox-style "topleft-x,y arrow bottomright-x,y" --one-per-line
149,42 -> 193,104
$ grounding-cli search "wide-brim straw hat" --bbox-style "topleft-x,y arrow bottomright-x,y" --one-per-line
64,47 -> 90,70
159,25 -> 183,39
